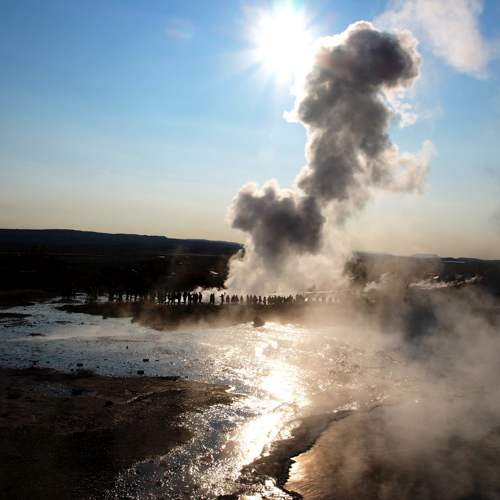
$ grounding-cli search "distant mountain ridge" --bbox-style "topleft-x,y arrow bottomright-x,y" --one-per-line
0,229 -> 242,255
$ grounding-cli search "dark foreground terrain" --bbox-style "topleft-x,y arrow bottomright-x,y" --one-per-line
0,228 -> 241,301
0,367 -> 233,500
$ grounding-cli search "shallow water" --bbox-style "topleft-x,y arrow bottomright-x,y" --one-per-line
0,299 -> 402,498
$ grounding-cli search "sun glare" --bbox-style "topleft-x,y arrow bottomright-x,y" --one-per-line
249,4 -> 314,83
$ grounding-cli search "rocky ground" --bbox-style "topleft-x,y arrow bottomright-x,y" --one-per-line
0,367 -> 233,500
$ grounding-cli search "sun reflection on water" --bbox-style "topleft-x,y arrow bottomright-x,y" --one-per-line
228,324 -> 310,471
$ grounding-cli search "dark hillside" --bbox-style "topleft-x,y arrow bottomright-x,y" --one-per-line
0,229 -> 241,255
0,229 -> 242,303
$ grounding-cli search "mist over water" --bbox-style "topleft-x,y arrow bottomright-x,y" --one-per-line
282,286 -> 500,500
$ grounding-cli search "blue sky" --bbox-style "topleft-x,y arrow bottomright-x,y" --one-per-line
1,0 -> 500,258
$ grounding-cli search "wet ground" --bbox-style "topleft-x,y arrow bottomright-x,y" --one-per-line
0,367 -> 232,500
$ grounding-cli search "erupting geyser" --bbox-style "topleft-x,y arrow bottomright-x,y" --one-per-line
226,21 -> 433,293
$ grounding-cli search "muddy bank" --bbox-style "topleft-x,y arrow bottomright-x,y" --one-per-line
0,367 -> 233,500
0,312 -> 30,320
0,289 -> 55,309
56,300 -> 371,332
57,288 -> 497,333
57,302 -> 318,331
229,410 -> 355,499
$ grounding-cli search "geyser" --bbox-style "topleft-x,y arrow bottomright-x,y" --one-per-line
226,21 -> 433,293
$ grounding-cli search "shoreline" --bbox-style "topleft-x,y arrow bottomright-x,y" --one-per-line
233,410 -> 356,499
57,301 -> 310,329
56,300 -> 360,332
0,366 -> 233,499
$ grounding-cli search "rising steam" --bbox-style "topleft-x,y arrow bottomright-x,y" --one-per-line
226,22 -> 433,293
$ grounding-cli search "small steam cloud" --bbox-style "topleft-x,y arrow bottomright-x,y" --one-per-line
492,206 -> 500,233
376,0 -> 494,78
226,22 -> 433,293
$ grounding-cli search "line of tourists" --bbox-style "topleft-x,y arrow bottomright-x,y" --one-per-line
218,294 -> 306,305
106,290 -> 308,306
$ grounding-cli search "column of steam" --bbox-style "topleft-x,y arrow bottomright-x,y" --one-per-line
225,21 -> 433,294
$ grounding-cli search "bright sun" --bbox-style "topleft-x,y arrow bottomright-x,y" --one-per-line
249,4 -> 314,83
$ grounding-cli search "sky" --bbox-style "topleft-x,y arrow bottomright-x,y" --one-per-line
1,0 -> 500,258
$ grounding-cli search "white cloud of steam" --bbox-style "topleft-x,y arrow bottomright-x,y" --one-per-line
383,139 -> 434,193
226,22 -> 433,293
492,206 -> 500,233
376,0 -> 493,78
226,222 -> 351,294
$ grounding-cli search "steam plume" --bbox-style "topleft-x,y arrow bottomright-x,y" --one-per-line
226,22 -> 433,292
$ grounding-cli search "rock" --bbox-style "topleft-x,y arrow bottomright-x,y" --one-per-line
76,363 -> 83,367
74,369 -> 94,378
71,388 -> 83,396
137,370 -> 144,375
29,333 -> 45,337
253,316 -> 265,327
142,358 -> 149,363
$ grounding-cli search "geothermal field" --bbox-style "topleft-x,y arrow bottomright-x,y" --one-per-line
1,248 -> 500,499
2,1 -> 500,499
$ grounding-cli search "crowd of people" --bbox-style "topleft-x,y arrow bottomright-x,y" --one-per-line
105,290 -> 310,306
218,294 -> 305,305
